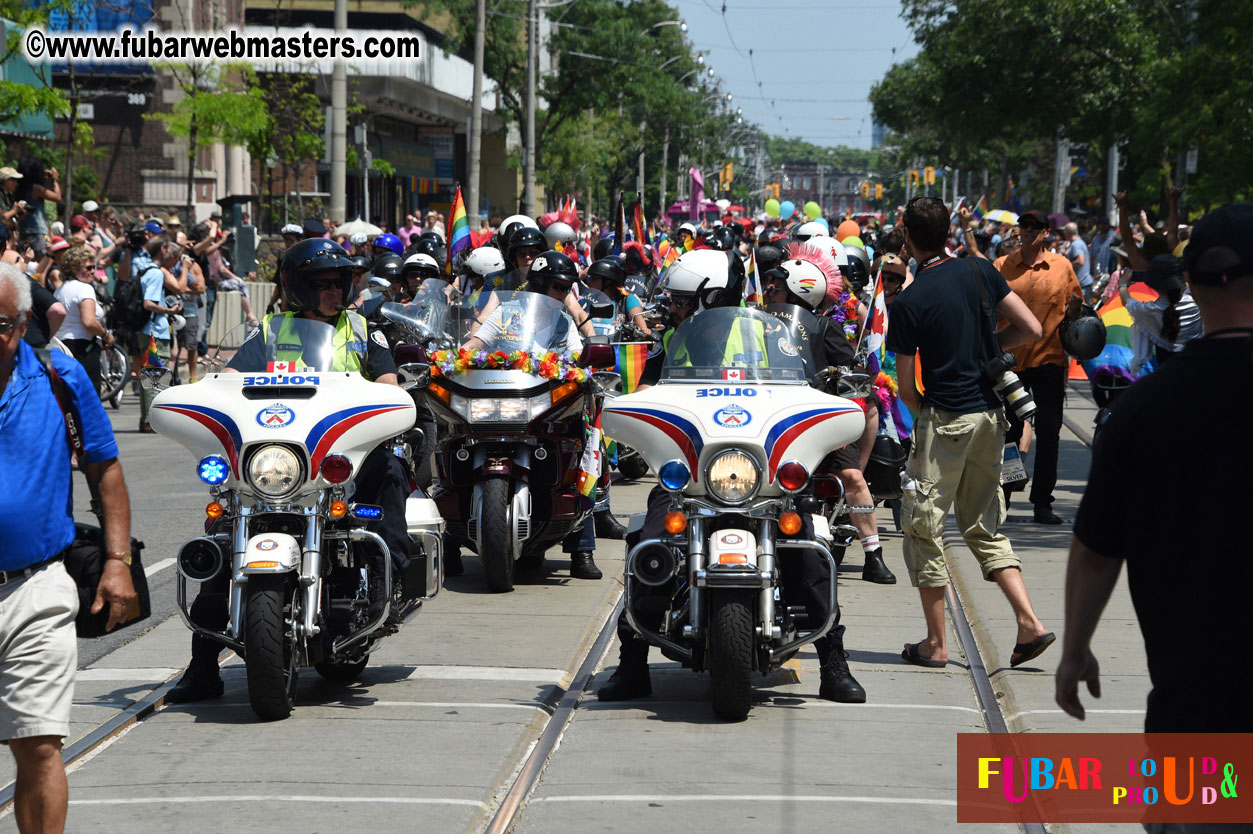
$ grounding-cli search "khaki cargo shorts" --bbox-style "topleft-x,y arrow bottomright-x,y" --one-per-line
901,406 -> 1020,588
0,561 -> 79,741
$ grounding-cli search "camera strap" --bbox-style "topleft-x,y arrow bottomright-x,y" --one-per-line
964,258 -> 1001,364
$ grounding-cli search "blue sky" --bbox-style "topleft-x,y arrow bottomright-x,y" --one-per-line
673,0 -> 918,149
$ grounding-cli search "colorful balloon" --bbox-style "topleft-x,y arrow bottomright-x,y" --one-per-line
764,198 -> 780,218
836,220 -> 860,242
842,236 -> 864,250
779,200 -> 795,219
804,201 -> 821,220
815,218 -> 830,229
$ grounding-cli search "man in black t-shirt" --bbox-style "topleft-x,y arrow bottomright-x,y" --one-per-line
1057,203 -> 1253,732
886,197 -> 1055,669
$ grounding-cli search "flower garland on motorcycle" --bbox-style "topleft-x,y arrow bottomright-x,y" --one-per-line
427,347 -> 589,383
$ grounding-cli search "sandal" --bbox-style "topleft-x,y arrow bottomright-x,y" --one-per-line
901,642 -> 946,668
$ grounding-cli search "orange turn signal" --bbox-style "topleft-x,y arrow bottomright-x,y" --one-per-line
551,381 -> 579,405
664,511 -> 688,534
247,560 -> 279,569
716,553 -> 748,565
206,502 -> 224,520
330,501 -> 348,519
427,381 -> 452,406
779,511 -> 803,536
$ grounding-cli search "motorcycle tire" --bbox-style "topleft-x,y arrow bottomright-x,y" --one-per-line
480,478 -> 515,593
244,575 -> 300,720
314,654 -> 370,683
616,453 -> 649,481
708,590 -> 756,721
99,343 -> 128,403
413,420 -> 437,490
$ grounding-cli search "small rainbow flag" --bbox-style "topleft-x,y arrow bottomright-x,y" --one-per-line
743,248 -> 762,305
143,335 -> 163,368
616,342 -> 648,395
972,195 -> 989,220
576,412 -> 603,498
446,184 -> 471,274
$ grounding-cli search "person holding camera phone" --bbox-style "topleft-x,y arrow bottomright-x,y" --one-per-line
887,196 -> 1055,670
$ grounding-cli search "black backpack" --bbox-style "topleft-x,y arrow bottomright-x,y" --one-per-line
111,270 -> 153,332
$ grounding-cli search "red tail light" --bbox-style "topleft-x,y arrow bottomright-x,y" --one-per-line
777,461 -> 809,492
320,454 -> 352,484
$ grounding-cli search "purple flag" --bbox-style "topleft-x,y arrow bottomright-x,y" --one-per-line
689,167 -> 704,222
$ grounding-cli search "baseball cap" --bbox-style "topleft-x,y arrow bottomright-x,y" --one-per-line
81,199 -> 98,212
1018,210 -> 1048,228
350,232 -> 368,245
1182,203 -> 1253,285
280,223 -> 302,236
144,220 -> 164,235
0,166 -> 22,181
48,236 -> 70,254
302,217 -> 326,237
70,214 -> 90,230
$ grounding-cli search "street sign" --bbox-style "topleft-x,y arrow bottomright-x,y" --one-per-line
1186,147 -> 1198,175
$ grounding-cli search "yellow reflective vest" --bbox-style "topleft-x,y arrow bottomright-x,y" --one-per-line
261,311 -> 373,378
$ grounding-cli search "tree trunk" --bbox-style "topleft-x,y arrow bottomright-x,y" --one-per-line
63,59 -> 77,227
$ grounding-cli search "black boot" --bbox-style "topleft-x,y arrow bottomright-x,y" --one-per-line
817,637 -> 866,703
861,548 -> 897,584
597,640 -> 651,701
570,551 -> 603,580
166,652 -> 224,704
593,509 -> 627,540
444,549 -> 464,577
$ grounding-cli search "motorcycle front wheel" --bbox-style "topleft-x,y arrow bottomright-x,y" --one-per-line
708,590 -> 755,721
616,451 -> 649,481
244,575 -> 300,720
480,478 -> 515,593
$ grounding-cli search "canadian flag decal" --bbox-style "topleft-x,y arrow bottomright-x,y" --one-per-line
723,369 -> 744,381
268,361 -> 298,373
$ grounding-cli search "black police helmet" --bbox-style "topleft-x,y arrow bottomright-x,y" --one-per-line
1060,305 -> 1107,361
843,244 -> 871,292
507,227 -> 548,266
373,253 -> 404,282
525,250 -> 579,294
350,254 -> 372,272
418,230 -> 445,247
755,244 -> 783,275
592,237 -> 615,261
705,226 -> 736,252
587,256 -> 627,288
281,238 -> 356,312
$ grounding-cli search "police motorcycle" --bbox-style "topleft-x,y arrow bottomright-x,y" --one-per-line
148,317 -> 445,720
601,306 -> 866,719
386,285 -> 614,593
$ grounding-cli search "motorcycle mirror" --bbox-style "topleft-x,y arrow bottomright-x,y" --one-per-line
579,343 -> 616,369
399,363 -> 431,389
140,366 -> 172,393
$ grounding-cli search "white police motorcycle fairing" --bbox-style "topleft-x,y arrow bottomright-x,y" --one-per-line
601,307 -> 865,719
149,317 -> 444,720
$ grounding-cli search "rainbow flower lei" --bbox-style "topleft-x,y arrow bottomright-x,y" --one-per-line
827,290 -> 860,341
428,348 -> 588,383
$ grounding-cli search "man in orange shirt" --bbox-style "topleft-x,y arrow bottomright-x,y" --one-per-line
995,210 -> 1083,524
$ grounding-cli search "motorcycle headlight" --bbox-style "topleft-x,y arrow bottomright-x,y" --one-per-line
705,449 -> 760,504
247,445 -> 304,498
454,395 -> 550,423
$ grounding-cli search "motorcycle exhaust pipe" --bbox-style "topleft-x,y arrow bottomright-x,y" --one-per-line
632,542 -> 678,587
178,537 -> 225,582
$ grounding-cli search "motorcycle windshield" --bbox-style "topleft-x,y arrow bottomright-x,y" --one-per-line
661,307 -> 808,383
459,290 -> 576,355
380,279 -> 457,345
579,287 -> 616,320
765,303 -> 825,382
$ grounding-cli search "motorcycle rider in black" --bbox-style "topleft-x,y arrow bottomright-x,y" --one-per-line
596,247 -> 867,704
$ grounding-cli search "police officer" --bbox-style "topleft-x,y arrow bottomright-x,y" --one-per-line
167,239 -> 414,703
765,243 -> 895,584
597,248 -> 868,704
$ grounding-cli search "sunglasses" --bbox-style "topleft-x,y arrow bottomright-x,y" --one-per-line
0,315 -> 19,335
669,294 -> 697,309
308,278 -> 340,291
549,280 -> 573,293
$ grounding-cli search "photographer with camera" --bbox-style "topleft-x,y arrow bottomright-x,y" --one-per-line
887,196 -> 1056,670
994,210 -> 1084,524
0,167 -> 27,231
14,158 -> 61,258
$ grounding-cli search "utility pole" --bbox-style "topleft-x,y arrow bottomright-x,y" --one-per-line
658,126 -> 669,218
523,0 -> 537,215
1052,128 -> 1068,215
637,119 -> 646,198
330,0 -> 347,222
1105,140 -> 1119,223
466,0 -> 486,225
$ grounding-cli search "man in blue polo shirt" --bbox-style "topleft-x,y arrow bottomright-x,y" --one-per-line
0,264 -> 136,833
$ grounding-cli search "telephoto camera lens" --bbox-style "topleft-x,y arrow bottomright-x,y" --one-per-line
992,370 -> 1037,423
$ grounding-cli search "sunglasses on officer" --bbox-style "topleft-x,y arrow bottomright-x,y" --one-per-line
668,293 -> 697,309
308,277 -> 340,292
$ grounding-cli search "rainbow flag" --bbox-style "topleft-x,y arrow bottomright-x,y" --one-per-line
143,335 -> 163,368
631,198 -> 651,249
615,342 -> 648,395
972,195 -> 989,221
446,185 -> 471,274
743,249 -> 762,305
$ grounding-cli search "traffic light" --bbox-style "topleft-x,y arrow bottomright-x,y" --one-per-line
721,162 -> 734,191
860,182 -> 870,198
767,183 -> 780,199
909,170 -> 920,188
875,184 -> 883,200
924,166 -> 936,186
